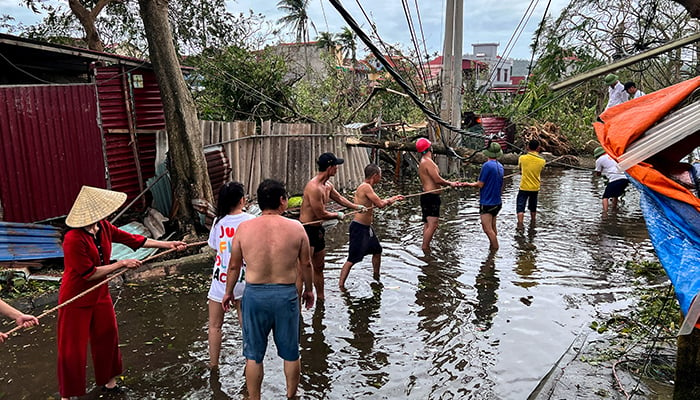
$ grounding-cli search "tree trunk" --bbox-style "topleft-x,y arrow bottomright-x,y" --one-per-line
138,0 -> 213,233
675,327 -> 700,399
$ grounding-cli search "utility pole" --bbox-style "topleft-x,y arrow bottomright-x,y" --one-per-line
439,0 -> 464,173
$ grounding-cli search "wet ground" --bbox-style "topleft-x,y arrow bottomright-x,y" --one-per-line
0,168 -> 670,399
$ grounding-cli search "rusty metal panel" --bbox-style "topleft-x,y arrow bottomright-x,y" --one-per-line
0,84 -> 106,223
131,70 -> 166,130
205,145 -> 232,193
96,66 -> 161,206
479,116 -> 516,151
0,221 -> 63,261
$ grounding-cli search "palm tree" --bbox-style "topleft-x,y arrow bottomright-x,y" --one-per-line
316,31 -> 337,51
277,0 -> 316,43
337,26 -> 357,63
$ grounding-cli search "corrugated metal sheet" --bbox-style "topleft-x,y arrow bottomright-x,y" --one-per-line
111,221 -> 158,261
96,66 -> 163,204
0,221 -> 63,261
0,84 -> 106,222
479,116 -> 516,152
205,145 -> 232,194
132,70 -> 166,129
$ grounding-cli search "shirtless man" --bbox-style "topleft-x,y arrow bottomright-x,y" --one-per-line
338,164 -> 404,291
222,179 -> 313,400
416,138 -> 461,252
300,152 -> 364,300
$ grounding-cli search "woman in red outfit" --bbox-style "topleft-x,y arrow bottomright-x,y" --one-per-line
58,186 -> 186,399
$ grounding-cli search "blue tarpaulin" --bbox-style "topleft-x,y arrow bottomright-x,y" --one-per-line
631,177 -> 700,315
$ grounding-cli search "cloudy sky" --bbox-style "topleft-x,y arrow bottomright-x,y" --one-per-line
1,0 -> 569,60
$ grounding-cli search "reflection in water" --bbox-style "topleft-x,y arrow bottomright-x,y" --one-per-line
300,302 -> 332,398
209,368 -> 233,400
472,251 -> 500,330
341,283 -> 388,388
0,169 -> 662,400
514,225 -> 539,289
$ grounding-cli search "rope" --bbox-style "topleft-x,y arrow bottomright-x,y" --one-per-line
300,186 -> 454,226
2,240 -> 207,338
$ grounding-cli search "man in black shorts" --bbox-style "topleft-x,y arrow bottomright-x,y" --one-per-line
299,152 -> 364,300
338,164 -> 403,290
416,138 -> 462,253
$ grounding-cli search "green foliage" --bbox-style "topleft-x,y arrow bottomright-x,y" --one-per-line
276,0 -> 314,43
625,260 -> 666,281
188,46 -> 294,121
10,0 -> 271,56
291,53 -> 424,124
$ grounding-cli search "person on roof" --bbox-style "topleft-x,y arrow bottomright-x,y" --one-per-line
417,138 -> 464,253
594,147 -> 630,212
604,73 -> 627,110
623,81 -> 645,99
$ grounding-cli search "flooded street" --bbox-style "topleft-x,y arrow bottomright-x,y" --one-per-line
0,168 -> 661,399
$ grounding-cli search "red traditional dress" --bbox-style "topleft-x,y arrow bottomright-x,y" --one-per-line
57,220 -> 146,397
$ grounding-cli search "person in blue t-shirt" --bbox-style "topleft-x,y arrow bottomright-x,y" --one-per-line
465,142 -> 505,250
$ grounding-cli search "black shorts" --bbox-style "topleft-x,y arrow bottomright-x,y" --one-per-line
420,193 -> 441,222
603,179 -> 629,199
516,190 -> 539,213
479,204 -> 502,216
304,225 -> 326,253
347,221 -> 382,264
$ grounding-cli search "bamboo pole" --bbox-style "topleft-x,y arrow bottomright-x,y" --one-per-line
2,241 -> 207,338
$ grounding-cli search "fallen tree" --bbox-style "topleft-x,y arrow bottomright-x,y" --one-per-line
346,136 -> 587,168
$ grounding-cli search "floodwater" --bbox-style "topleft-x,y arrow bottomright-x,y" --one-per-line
0,168 -> 662,399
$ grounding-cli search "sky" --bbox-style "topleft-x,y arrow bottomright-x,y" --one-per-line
0,0 -> 569,60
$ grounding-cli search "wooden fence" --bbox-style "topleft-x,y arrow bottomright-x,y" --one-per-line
200,120 -> 371,196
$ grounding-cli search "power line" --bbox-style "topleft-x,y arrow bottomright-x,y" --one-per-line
328,0 -> 490,161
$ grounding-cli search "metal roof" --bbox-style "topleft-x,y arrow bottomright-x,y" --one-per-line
0,221 -> 63,262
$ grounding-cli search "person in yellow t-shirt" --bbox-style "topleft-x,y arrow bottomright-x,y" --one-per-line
517,140 -> 546,226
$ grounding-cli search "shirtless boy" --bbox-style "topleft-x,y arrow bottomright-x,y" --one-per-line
338,164 -> 404,290
222,179 -> 313,400
300,152 -> 364,300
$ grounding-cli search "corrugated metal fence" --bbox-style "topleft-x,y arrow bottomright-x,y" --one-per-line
200,120 -> 370,196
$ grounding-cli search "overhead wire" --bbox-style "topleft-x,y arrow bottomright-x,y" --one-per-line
400,0 -> 429,92
329,0 -> 491,162
483,0 -> 540,88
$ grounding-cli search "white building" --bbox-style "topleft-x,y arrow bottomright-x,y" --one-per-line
464,43 -> 514,90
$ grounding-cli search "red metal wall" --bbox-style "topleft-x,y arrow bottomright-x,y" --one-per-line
95,66 -> 164,203
480,116 -> 516,152
0,84 -> 106,222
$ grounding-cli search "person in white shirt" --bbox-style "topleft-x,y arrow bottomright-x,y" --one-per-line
624,81 -> 645,99
594,147 -> 629,212
604,73 -> 627,110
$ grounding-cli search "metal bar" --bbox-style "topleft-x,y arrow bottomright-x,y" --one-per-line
550,32 -> 700,91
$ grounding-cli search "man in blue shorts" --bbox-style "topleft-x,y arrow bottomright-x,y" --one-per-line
222,179 -> 314,400
466,142 -> 505,250
338,164 -> 403,290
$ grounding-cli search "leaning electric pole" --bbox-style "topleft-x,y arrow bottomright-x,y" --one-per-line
439,0 -> 464,172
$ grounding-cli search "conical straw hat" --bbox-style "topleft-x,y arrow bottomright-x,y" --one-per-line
65,186 -> 127,228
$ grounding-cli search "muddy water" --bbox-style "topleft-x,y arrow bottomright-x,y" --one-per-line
0,168 -> 661,399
